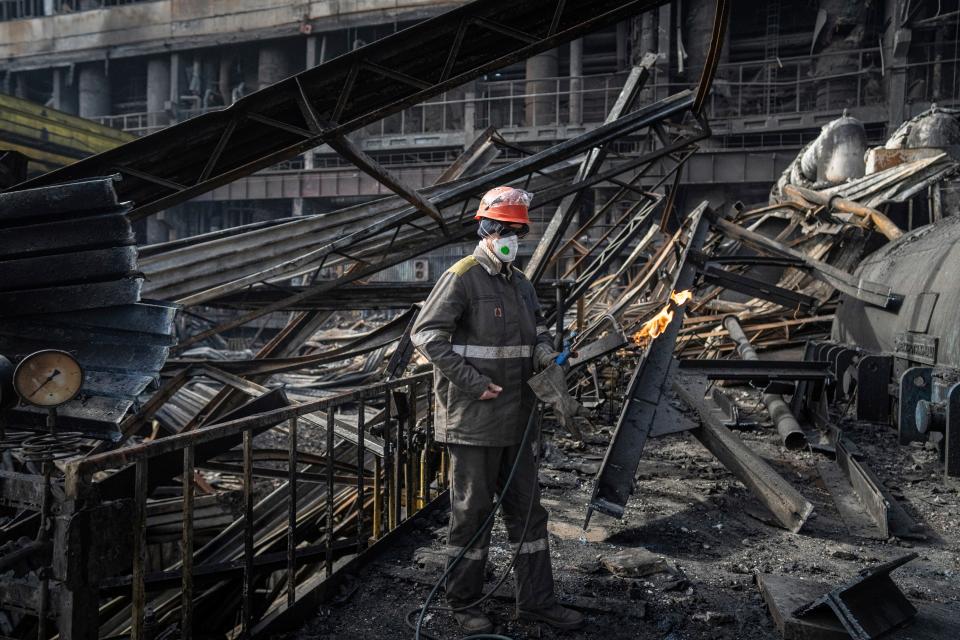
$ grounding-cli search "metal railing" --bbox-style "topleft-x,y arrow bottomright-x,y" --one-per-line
63,368 -> 440,639
0,0 -> 43,21
95,46 -> 960,145
0,0 -> 153,21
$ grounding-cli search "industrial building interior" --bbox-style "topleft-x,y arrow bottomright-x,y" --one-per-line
1,0 -> 959,639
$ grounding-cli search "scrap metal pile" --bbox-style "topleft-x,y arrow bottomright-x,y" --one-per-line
0,1 -> 726,639
567,105 -> 960,639
2,0 -> 959,637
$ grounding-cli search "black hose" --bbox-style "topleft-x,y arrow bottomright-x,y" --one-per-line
410,403 -> 542,640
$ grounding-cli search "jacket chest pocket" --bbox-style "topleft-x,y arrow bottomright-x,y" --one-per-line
469,294 -> 506,343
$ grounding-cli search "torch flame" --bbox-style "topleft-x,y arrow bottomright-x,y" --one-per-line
633,289 -> 693,346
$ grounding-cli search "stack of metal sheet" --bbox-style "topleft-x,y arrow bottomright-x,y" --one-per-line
0,176 -> 178,436
0,175 -> 140,315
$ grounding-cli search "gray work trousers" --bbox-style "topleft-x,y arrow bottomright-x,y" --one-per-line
445,441 -> 556,611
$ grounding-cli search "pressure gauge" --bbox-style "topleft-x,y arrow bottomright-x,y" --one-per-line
13,350 -> 84,408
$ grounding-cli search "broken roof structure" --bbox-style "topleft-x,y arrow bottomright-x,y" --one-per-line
2,1 -> 960,640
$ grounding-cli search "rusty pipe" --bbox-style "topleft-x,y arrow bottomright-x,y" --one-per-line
783,184 -> 903,241
722,316 -> 807,450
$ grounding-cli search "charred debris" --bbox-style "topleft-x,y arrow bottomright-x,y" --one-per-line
1,1 -> 959,639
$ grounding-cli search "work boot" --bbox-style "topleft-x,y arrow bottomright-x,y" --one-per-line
518,603 -> 584,630
453,606 -> 494,634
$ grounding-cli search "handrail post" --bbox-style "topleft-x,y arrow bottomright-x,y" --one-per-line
181,446 -> 194,640
325,408 -> 335,577
131,459 -> 148,640
286,416 -> 297,607
241,430 -> 254,638
356,401 -> 366,553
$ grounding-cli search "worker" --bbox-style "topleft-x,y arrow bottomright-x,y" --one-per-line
411,186 -> 584,634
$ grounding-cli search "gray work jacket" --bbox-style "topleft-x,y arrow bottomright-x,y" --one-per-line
412,243 -> 554,446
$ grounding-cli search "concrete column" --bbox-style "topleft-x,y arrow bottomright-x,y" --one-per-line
78,62 -> 110,118
43,0 -> 55,16
13,73 -> 28,99
569,38 -> 583,125
201,55 -> 219,106
463,80 -> 476,146
51,69 -> 61,108
884,0 -> 910,128
638,12 -> 656,56
55,67 -> 78,114
525,49 -> 559,127
169,52 -> 181,119
292,198 -> 305,216
681,0 -> 730,112
146,56 -> 170,127
306,36 -> 317,69
258,44 -> 292,90
218,55 -> 233,105
814,0 -> 869,111
616,21 -> 629,70
684,0 -> 715,81
656,3 -> 672,101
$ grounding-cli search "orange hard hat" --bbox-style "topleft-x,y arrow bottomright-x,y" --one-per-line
475,186 -> 532,224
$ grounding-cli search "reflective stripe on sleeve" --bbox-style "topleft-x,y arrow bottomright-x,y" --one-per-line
451,344 -> 534,359
411,329 -> 452,347
536,324 -> 550,336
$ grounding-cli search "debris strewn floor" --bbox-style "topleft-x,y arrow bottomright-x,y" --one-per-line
285,395 -> 960,640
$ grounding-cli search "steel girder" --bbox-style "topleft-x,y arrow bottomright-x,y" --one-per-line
586,203 -> 712,524
9,0 -> 669,219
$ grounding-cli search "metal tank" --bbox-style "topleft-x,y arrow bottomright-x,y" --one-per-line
832,213 -> 960,367
826,214 -> 960,481
771,111 -> 867,202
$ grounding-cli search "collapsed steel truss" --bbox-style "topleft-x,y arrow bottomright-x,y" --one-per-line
10,0 -> 671,220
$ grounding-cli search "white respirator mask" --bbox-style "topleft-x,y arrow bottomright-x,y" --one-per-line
492,235 -> 519,262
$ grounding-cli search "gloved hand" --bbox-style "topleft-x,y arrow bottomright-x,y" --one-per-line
527,363 -> 585,440
534,344 -> 575,372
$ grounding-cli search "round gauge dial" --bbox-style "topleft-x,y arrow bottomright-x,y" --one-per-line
13,350 -> 84,408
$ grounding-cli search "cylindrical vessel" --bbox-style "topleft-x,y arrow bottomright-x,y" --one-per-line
832,214 -> 960,367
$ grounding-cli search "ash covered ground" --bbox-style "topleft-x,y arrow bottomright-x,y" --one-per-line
283,389 -> 960,640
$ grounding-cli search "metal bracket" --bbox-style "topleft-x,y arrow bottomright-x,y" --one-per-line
829,347 -> 857,403
855,354 -> 892,424
945,382 -> 960,479
793,553 -> 918,640
898,366 -> 933,445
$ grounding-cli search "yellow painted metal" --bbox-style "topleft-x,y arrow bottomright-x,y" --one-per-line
372,458 -> 382,539
440,449 -> 448,488
0,94 -> 134,174
418,449 -> 427,509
